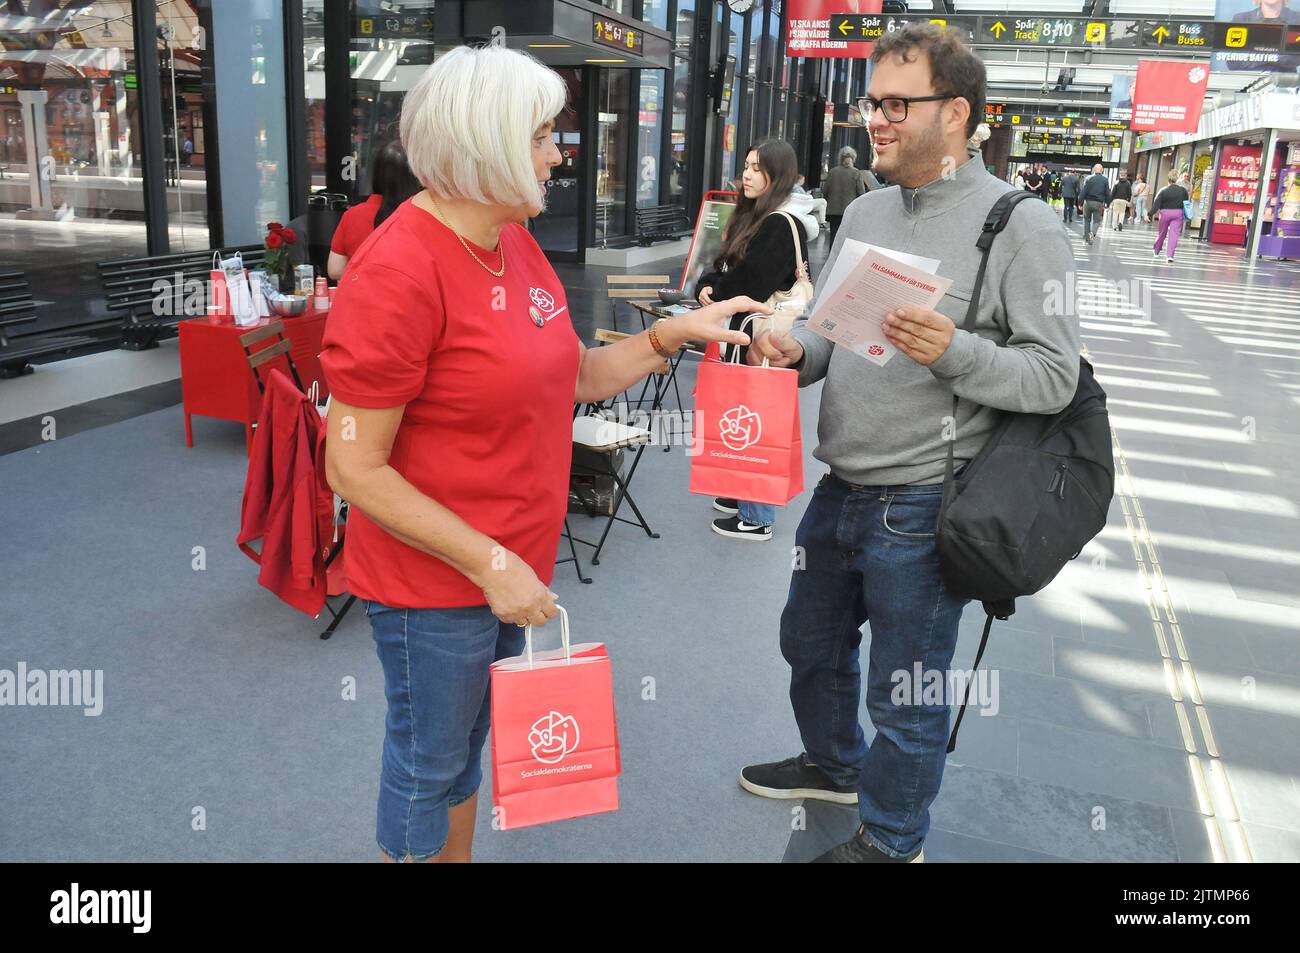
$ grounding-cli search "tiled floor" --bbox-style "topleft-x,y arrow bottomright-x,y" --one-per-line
2,211 -> 1298,862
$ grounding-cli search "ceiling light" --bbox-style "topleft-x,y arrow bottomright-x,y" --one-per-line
528,44 -> 572,49
586,58 -> 626,63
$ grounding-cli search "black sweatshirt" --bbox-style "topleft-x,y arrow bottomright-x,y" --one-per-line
693,212 -> 810,307
1153,184 -> 1190,212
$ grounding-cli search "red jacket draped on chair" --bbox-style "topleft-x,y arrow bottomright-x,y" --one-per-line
237,368 -> 336,616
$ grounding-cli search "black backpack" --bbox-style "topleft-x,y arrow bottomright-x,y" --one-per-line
940,190 -> 1115,751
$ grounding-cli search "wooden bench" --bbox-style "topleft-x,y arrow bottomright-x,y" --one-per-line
0,270 -> 116,379
97,244 -> 266,351
0,270 -> 35,348
634,204 -> 691,247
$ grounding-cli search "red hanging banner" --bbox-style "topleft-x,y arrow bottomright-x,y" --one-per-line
1130,60 -> 1211,133
786,0 -> 883,59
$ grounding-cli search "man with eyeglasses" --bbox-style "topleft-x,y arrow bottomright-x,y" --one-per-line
743,23 -> 1079,863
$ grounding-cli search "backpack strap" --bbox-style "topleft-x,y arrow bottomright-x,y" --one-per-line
947,597 -> 1015,752
942,189 -> 1035,753
944,190 -> 1037,486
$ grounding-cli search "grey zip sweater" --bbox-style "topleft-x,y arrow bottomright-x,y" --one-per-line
790,153 -> 1080,486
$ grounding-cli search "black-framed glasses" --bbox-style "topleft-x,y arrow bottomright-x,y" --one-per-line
857,94 -> 954,125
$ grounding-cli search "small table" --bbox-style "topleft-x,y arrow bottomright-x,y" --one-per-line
178,307 -> 330,450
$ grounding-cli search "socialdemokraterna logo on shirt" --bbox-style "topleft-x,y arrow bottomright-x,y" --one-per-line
719,404 -> 762,452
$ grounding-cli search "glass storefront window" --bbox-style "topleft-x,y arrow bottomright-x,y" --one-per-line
211,0 -> 289,244
720,11 -> 743,189
303,1 -> 435,198
668,2 -> 696,207
303,2 -> 327,190
747,2 -> 765,78
0,1 -> 146,333
533,68 -> 581,255
676,1 -> 696,53
596,70 -> 629,243
643,0 -> 670,31
159,4 -> 210,252
637,71 -> 663,208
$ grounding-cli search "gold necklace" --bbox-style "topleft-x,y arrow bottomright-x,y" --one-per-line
429,194 -> 506,278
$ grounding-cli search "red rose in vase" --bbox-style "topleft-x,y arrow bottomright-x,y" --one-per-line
264,222 -> 292,288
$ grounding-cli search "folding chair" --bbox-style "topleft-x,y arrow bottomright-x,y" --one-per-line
240,322 -> 353,640
556,518 -> 593,585
567,413 -> 656,569
238,319 -> 306,396
604,274 -> 670,333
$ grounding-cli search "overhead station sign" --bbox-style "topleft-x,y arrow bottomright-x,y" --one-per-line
790,1 -> 883,58
822,15 -> 1298,54
1024,132 -> 1124,147
1141,21 -> 1210,49
983,103 -> 1130,131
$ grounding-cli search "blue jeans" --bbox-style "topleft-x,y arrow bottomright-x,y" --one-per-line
779,473 -> 968,857
738,500 -> 776,526
366,601 -> 524,862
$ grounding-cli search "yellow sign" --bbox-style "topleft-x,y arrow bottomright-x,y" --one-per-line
929,19 -> 947,27
359,18 -> 373,34
1062,118 -> 1072,127
838,20 -> 853,36
1225,26 -> 1247,47
1085,22 -> 1106,43
990,21 -> 1006,38
1011,115 -> 1021,124
1152,26 -> 1169,44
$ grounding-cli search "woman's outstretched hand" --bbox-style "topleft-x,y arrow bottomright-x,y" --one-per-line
661,296 -> 772,351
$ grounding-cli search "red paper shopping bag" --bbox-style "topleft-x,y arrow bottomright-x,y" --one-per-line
690,345 -> 804,505
209,251 -> 247,319
490,608 -> 620,830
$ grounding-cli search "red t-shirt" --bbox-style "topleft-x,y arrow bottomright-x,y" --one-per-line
320,201 -> 580,609
330,194 -> 382,258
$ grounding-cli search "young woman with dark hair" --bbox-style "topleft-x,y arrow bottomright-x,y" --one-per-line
328,140 -> 423,280
693,139 -> 819,542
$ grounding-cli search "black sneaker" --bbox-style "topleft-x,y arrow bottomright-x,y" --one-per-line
813,826 -> 924,863
711,515 -> 772,541
739,753 -> 858,804
712,497 -> 739,515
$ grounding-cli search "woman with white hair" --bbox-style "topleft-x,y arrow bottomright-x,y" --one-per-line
822,145 -> 865,242
321,45 -> 767,864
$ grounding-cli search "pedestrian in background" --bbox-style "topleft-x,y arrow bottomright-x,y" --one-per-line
1152,170 -> 1191,262
1132,173 -> 1150,224
1110,170 -> 1133,231
1080,163 -> 1111,244
823,146 -> 865,243
1061,169 -> 1081,224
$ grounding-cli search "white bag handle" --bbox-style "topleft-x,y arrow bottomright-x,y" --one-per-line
728,313 -> 770,368
523,605 -> 571,669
